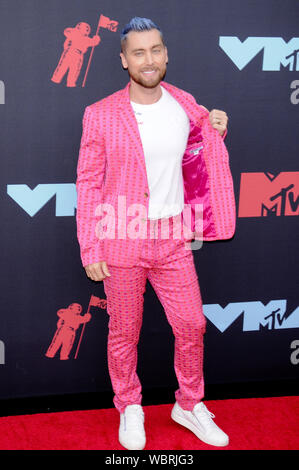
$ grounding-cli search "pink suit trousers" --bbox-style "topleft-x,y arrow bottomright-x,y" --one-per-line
103,212 -> 207,414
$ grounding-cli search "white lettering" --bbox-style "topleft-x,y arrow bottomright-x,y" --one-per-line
290,340 -> 299,365
290,80 -> 299,104
0,80 -> 4,104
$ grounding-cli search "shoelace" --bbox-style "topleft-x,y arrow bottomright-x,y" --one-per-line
193,402 -> 216,424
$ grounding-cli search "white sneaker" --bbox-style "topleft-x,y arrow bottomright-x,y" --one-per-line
171,401 -> 229,447
119,404 -> 146,450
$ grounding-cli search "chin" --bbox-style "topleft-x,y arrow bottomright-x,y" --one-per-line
141,79 -> 162,88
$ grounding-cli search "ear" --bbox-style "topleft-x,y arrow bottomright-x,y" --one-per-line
120,52 -> 128,69
164,46 -> 169,64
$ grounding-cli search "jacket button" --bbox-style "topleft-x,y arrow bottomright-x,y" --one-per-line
144,192 -> 149,197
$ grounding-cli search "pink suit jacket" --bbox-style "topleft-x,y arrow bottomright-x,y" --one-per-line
76,81 -> 236,268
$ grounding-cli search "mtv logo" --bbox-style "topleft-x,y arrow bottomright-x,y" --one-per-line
219,37 -> 299,71
238,172 -> 299,217
7,184 -> 77,216
204,300 -> 299,332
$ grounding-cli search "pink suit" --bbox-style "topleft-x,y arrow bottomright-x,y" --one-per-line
76,81 -> 236,413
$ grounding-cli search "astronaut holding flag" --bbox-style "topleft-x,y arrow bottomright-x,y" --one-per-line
45,303 -> 91,360
51,14 -> 118,87
45,295 -> 107,360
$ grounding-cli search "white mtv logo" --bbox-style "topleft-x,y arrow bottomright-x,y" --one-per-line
204,300 -> 299,332
219,37 -> 299,71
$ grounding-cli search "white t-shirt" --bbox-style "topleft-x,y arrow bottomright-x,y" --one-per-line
131,86 -> 190,220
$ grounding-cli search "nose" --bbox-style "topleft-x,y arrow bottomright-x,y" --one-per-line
144,51 -> 154,65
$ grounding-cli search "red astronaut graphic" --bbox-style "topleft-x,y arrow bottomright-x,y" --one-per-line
51,22 -> 100,87
45,296 -> 107,360
45,303 -> 91,360
51,14 -> 118,87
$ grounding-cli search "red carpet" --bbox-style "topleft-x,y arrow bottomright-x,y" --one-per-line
0,396 -> 298,450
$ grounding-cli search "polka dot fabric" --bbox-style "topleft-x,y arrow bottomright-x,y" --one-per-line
103,215 -> 207,414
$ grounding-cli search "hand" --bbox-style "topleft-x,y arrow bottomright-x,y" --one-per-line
209,109 -> 228,137
85,261 -> 111,281
93,35 -> 101,45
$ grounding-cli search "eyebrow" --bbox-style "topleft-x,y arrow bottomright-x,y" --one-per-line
130,44 -> 163,53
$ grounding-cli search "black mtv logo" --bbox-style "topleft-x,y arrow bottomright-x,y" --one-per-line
285,49 -> 299,71
262,183 -> 299,216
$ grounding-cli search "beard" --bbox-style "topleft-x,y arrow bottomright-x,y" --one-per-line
128,65 -> 167,89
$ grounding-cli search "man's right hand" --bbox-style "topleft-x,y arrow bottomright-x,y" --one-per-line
84,261 -> 111,281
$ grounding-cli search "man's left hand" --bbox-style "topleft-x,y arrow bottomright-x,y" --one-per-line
209,109 -> 228,137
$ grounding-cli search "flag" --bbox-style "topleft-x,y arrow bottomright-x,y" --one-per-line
98,14 -> 118,32
89,295 -> 107,309
89,295 -> 102,307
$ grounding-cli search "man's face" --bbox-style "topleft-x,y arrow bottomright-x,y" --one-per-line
120,29 -> 168,89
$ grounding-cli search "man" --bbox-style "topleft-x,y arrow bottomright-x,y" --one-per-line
76,17 -> 235,450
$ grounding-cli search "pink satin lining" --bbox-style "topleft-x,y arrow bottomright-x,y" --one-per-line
182,121 -> 217,237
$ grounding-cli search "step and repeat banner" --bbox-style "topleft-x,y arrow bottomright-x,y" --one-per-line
0,0 -> 298,401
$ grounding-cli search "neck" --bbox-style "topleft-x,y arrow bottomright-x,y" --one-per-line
129,79 -> 162,104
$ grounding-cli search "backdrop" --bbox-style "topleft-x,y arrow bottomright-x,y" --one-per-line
0,0 -> 298,402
